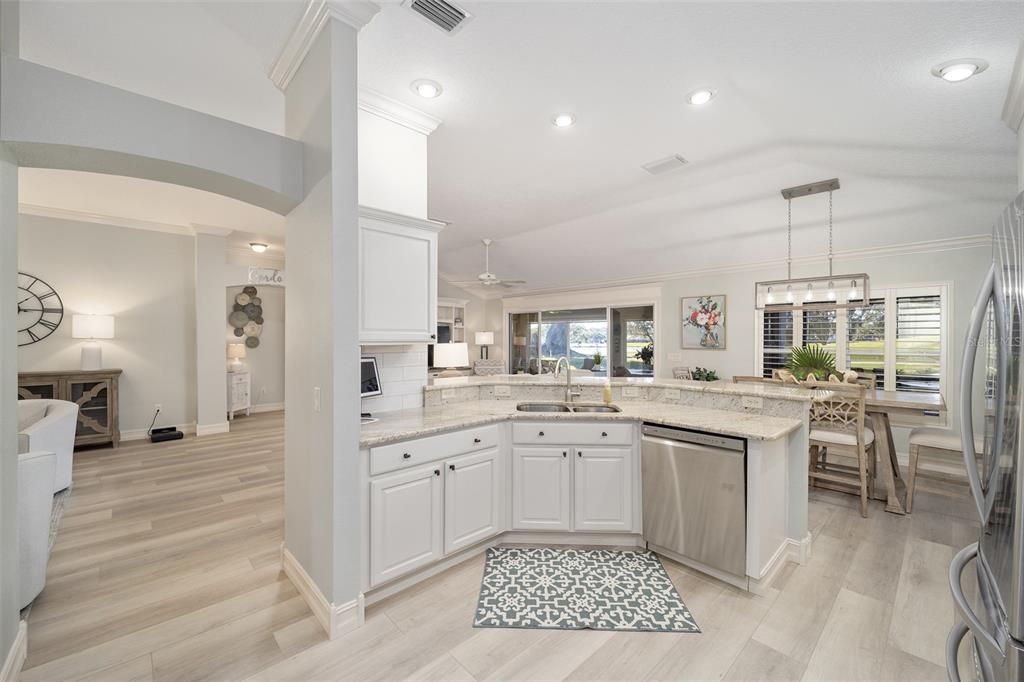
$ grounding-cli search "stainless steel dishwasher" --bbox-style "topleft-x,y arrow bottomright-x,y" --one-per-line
641,423 -> 746,578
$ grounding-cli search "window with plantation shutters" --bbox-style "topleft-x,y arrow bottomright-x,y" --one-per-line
755,285 -> 947,396
847,299 -> 885,387
895,294 -> 942,393
762,311 -> 793,378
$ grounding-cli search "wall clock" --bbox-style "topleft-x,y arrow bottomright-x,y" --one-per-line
17,272 -> 64,346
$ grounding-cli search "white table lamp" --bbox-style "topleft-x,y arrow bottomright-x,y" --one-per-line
433,342 -> 469,377
71,314 -> 115,370
227,343 -> 247,369
474,331 -> 494,359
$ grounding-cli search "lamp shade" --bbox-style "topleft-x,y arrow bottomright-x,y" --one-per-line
71,314 -> 115,339
227,344 -> 247,360
474,331 -> 494,346
433,342 -> 469,369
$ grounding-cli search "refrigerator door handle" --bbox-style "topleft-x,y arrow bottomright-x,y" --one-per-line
945,621 -> 970,682
959,262 -> 1006,524
949,543 -> 1003,660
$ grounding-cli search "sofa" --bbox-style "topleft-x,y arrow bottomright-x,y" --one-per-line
18,399 -> 79,492
18,449 -> 56,608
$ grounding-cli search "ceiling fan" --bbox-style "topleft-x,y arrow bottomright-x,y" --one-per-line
451,238 -> 526,289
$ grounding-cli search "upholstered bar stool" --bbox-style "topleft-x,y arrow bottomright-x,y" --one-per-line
905,427 -> 984,513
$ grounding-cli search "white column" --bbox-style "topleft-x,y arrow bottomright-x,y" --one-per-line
0,0 -> 24,670
282,5 -> 373,638
194,229 -> 229,436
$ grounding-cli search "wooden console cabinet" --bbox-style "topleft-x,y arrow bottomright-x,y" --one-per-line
17,369 -> 122,448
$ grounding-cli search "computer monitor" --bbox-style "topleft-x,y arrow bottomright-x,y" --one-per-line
360,357 -> 382,398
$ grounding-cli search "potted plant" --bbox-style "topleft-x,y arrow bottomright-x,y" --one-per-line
634,343 -> 654,370
692,366 -> 719,382
785,345 -> 837,382
592,352 -> 603,369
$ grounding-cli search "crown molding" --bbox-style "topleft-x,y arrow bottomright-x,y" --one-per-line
191,223 -> 234,237
1003,40 -> 1024,133
270,0 -> 381,91
477,234 -> 993,300
358,87 -> 442,136
20,203 -> 196,236
359,204 -> 447,232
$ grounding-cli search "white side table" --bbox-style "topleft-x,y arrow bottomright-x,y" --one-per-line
227,370 -> 251,420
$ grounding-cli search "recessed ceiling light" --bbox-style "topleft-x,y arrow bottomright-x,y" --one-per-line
931,58 -> 988,83
552,113 -> 576,128
249,243 -> 268,253
686,88 -> 715,106
411,79 -> 443,98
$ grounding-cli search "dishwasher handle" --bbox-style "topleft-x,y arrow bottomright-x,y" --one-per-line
641,423 -> 745,452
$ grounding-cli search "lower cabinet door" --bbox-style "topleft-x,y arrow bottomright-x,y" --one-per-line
444,448 -> 502,554
574,447 -> 633,531
512,447 -> 571,531
370,464 -> 443,586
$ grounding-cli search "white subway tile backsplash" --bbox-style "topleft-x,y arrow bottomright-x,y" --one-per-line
361,344 -> 427,413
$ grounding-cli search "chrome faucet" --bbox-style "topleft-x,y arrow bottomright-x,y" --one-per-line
554,356 -> 582,403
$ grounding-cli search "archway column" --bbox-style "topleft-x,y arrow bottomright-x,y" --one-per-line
194,228 -> 230,436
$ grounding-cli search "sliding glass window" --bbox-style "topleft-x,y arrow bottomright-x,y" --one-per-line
540,309 -> 608,376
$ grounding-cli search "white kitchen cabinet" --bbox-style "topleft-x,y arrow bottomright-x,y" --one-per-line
512,447 -> 571,531
370,464 -> 443,586
574,447 -> 633,531
359,206 -> 444,344
444,448 -> 503,554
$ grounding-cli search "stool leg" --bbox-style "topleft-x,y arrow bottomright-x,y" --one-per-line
906,443 -> 920,514
858,445 -> 869,518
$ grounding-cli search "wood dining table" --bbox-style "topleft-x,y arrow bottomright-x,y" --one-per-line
863,390 -> 947,514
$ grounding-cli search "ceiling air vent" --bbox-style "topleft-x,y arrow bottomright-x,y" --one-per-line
642,154 -> 689,175
404,0 -> 472,35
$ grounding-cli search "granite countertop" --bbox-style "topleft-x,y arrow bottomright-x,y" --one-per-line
425,374 -> 822,402
360,399 -> 803,448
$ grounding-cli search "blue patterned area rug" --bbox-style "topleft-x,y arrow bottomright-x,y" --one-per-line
473,546 -> 701,633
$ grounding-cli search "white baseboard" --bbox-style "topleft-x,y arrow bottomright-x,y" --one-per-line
786,533 -> 813,565
0,621 -> 27,682
252,403 -> 285,414
282,547 -> 364,640
120,423 -> 197,442
196,421 -> 231,437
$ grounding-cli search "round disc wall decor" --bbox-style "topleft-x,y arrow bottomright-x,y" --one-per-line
228,286 -> 265,346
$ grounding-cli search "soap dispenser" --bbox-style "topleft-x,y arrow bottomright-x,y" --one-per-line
602,382 -> 612,404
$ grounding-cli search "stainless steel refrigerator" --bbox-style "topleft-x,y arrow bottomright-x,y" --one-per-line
948,190 -> 1024,681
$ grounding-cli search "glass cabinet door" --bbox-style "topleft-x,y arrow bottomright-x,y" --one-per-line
68,380 -> 111,438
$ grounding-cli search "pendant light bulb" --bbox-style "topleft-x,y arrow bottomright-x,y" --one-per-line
786,285 -> 793,303
848,279 -> 858,301
805,283 -> 814,301
827,281 -> 836,300
765,286 -> 774,304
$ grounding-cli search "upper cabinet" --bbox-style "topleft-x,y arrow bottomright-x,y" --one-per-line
359,207 -> 444,344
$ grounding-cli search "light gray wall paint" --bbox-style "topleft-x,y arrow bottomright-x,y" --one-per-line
17,214 -> 197,434
0,55 -> 303,214
284,17 -> 362,607
195,233 -> 227,431
226,285 -> 284,407
0,142 -> 20,675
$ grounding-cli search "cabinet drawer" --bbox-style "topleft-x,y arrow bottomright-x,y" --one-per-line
231,374 -> 249,385
512,422 -> 633,446
370,424 -> 500,475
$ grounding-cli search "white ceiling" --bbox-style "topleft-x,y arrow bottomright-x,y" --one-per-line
13,1 -> 1024,295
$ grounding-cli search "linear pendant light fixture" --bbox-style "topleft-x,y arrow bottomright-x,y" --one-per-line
754,178 -> 869,311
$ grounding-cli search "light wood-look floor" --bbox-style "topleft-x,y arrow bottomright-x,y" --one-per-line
22,411 -> 979,681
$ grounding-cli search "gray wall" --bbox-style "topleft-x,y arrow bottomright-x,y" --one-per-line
18,214 -> 197,434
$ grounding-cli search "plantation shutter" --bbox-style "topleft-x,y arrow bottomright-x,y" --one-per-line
762,311 -> 793,378
847,298 -> 886,388
802,309 -> 837,358
895,294 -> 941,393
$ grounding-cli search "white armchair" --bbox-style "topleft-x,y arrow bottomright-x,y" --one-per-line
18,449 -> 56,608
18,399 -> 79,492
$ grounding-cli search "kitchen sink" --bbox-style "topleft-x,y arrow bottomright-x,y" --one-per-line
515,402 -> 622,413
570,404 -> 622,413
515,402 -> 573,413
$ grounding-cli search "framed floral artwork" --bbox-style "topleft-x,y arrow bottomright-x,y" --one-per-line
681,295 -> 726,349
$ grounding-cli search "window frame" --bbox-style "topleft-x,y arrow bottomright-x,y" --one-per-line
754,282 -> 950,398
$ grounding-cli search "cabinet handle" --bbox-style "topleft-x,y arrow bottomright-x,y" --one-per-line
601,431 -> 608,437
473,438 -> 481,444
434,469 -> 440,476
449,464 -> 455,471
430,334 -> 436,340
538,431 -> 545,437
578,451 -> 582,458
402,453 -> 411,459
562,451 -> 567,458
